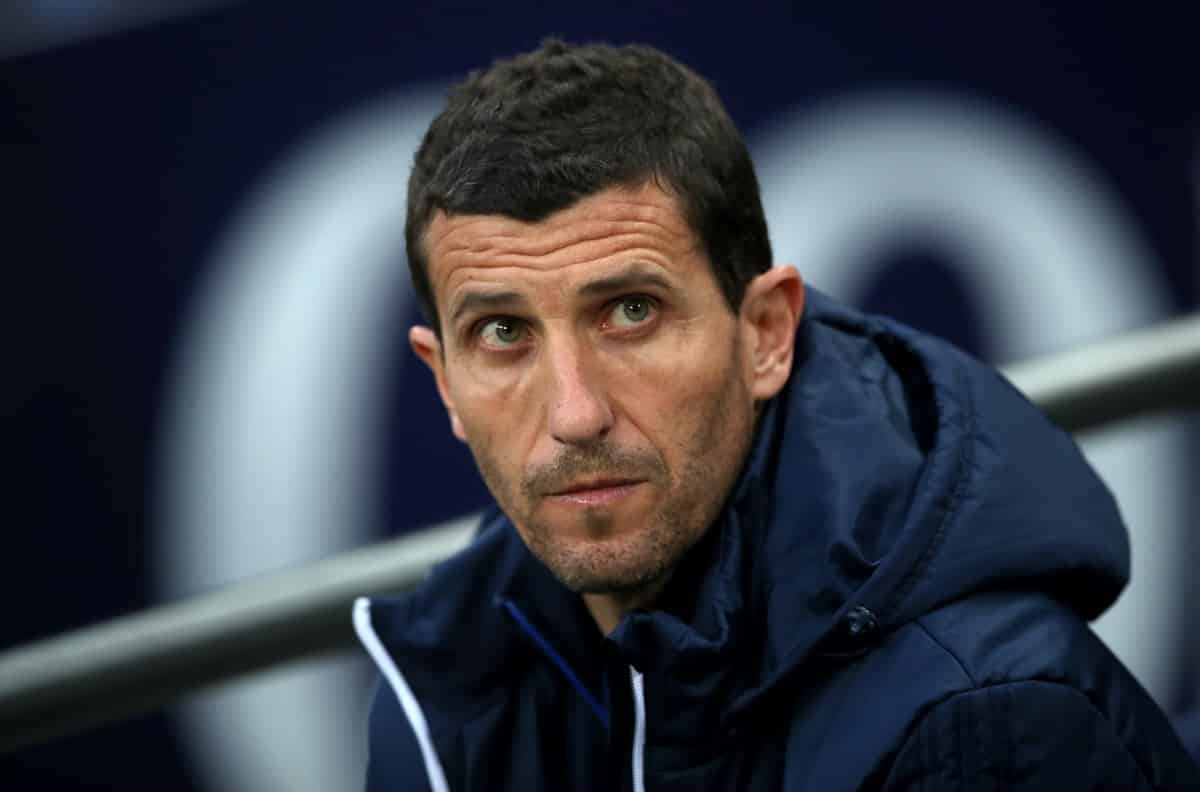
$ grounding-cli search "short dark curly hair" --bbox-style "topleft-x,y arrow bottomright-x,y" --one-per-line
406,39 -> 773,334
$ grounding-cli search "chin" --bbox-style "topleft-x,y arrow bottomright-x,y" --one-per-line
566,567 -> 666,595
539,535 -> 675,595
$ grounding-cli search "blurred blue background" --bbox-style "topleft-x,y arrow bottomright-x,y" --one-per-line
3,2 -> 1197,789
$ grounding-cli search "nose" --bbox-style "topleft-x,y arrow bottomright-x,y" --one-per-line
544,339 -> 614,447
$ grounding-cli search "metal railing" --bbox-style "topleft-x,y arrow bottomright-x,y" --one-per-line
3,314 -> 1200,753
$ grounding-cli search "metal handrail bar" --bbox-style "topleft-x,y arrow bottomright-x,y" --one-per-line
2,313 -> 1200,753
0,517 -> 476,753
1001,315 -> 1200,433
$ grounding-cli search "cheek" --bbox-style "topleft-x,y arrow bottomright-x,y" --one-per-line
617,329 -> 749,449
624,319 -> 730,385
447,358 -> 521,431
446,370 -> 538,482
458,418 -> 524,514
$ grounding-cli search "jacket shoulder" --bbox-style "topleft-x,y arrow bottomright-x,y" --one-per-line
880,679 -> 1200,790
899,591 -> 1200,788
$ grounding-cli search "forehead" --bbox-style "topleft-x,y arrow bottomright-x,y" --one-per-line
421,184 -> 704,308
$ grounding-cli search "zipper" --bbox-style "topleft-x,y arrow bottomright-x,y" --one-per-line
630,666 -> 646,792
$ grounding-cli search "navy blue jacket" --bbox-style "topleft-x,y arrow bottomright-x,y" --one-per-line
355,291 -> 1200,790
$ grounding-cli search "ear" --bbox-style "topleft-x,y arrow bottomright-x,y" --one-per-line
740,265 -> 805,401
410,325 -> 467,442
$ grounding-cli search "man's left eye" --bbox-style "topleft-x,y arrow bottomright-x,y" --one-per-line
608,296 -> 656,327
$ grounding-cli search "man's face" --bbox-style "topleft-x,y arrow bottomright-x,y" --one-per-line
413,184 -> 773,594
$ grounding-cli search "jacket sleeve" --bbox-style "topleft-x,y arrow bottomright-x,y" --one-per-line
363,677 -> 432,792
880,680 -> 1195,791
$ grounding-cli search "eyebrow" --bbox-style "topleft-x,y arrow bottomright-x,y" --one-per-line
577,266 -> 676,298
449,290 -> 530,326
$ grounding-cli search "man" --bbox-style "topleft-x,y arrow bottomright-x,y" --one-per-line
353,39 -> 1199,790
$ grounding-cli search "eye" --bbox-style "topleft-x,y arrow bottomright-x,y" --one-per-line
608,295 -> 657,328
478,317 -> 527,347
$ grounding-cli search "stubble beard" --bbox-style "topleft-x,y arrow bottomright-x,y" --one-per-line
471,352 -> 754,596
524,451 -> 711,595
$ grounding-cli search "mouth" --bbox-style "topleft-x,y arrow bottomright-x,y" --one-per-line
544,478 -> 645,507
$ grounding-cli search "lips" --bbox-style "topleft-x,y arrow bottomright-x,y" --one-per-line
543,478 -> 645,507
549,477 -> 642,496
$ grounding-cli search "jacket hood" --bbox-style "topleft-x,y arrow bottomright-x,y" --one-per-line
366,288 -> 1130,732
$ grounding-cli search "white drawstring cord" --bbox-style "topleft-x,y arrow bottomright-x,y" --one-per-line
354,598 -> 450,792
630,667 -> 646,792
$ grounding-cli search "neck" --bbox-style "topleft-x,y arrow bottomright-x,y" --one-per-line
582,571 -> 675,636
